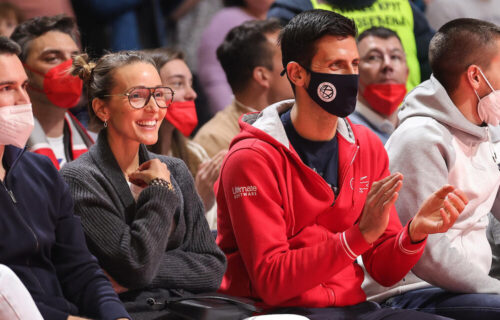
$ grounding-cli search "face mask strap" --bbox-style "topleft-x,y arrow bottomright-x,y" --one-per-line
477,67 -> 495,92
22,63 -> 44,76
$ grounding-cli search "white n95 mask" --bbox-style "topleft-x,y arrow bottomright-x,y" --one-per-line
0,103 -> 34,148
476,68 -> 500,126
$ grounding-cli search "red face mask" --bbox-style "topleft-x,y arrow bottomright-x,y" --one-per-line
25,59 -> 83,109
361,83 -> 407,116
165,100 -> 198,137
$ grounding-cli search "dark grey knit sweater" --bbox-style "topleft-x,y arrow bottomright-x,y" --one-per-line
60,131 -> 226,295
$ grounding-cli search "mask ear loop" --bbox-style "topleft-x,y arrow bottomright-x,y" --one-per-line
476,67 -> 495,93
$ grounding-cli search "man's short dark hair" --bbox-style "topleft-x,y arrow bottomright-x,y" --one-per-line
279,9 -> 357,71
429,18 -> 500,93
10,15 -> 78,62
217,19 -> 282,93
358,26 -> 402,45
0,36 -> 21,55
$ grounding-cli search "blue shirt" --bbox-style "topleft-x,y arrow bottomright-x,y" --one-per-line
280,109 -> 339,193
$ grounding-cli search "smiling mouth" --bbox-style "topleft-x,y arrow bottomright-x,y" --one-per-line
136,120 -> 157,128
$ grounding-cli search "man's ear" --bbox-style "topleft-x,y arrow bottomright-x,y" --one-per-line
286,61 -> 307,87
467,64 -> 482,92
92,97 -> 110,122
253,66 -> 271,89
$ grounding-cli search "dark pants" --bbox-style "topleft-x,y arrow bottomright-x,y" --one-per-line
382,286 -> 500,320
269,301 -> 451,320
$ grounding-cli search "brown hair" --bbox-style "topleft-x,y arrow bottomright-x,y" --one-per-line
10,15 -> 77,62
71,51 -> 155,128
429,18 -> 500,93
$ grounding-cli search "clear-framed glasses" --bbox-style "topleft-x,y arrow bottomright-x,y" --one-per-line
104,86 -> 174,109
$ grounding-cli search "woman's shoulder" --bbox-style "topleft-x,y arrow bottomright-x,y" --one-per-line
60,151 -> 99,181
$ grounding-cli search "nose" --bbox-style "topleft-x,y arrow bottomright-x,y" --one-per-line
144,93 -> 160,112
345,64 -> 358,75
381,54 -> 394,72
16,87 -> 31,105
184,84 -> 197,101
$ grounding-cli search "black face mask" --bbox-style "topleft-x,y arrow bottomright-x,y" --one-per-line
303,66 -> 359,118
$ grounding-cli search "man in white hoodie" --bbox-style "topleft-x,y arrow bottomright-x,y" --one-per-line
376,18 -> 500,319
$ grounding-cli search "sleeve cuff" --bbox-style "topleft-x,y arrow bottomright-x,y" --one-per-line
99,300 -> 131,320
398,221 -> 427,255
340,225 -> 373,260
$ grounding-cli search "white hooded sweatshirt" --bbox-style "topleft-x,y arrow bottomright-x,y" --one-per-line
363,75 -> 500,301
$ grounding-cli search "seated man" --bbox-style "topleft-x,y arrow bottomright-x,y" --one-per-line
0,36 -> 129,320
381,18 -> 500,319
350,27 -> 408,144
10,15 -> 93,169
194,19 -> 293,158
216,9 -> 466,320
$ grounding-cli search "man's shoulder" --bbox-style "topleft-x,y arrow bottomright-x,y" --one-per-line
195,104 -> 240,139
18,150 -> 59,175
391,116 -> 450,147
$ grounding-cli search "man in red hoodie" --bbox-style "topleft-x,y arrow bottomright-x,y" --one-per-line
216,9 -> 468,320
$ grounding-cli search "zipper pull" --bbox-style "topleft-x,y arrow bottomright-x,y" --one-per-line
8,189 -> 16,203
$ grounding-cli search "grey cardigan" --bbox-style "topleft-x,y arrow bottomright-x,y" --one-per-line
61,131 -> 226,293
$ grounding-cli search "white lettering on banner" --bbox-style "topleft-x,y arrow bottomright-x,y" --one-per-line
232,185 -> 258,199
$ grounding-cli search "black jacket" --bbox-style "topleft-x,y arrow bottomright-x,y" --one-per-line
0,145 -> 129,320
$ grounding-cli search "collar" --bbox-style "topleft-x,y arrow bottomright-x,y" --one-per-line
246,99 -> 356,149
355,99 -> 395,134
90,129 -> 151,210
2,145 -> 26,182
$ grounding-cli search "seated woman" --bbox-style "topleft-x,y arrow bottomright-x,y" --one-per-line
61,51 -> 226,320
146,48 -> 226,230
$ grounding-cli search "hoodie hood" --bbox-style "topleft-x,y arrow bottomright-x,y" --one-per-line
398,75 -> 488,141
234,99 -> 356,151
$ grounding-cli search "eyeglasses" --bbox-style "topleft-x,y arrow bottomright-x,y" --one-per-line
104,86 -> 174,109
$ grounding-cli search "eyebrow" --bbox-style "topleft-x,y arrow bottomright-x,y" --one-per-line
167,74 -> 186,80
0,79 -> 28,86
40,48 -> 80,56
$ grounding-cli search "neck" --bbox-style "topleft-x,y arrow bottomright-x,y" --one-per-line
449,87 -> 483,125
358,95 -> 399,126
0,145 -> 5,180
30,92 -> 67,138
158,121 -> 175,155
235,89 -> 268,111
291,92 -> 338,141
106,129 -> 141,178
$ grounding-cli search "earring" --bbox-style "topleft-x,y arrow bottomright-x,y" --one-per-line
104,119 -> 108,128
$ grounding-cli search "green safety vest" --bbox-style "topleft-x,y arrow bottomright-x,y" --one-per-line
311,0 -> 419,91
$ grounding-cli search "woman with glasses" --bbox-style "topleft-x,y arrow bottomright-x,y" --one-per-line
60,51 -> 226,320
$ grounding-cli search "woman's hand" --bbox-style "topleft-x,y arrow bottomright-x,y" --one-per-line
128,159 -> 171,187
195,150 -> 227,211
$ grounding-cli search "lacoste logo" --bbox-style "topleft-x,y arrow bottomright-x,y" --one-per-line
232,185 -> 258,199
317,82 -> 336,102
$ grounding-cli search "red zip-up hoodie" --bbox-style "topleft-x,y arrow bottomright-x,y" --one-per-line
215,100 -> 426,308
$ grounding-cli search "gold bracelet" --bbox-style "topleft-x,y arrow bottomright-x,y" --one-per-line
149,178 -> 174,191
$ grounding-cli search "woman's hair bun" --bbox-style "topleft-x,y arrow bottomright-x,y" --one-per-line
71,53 -> 96,83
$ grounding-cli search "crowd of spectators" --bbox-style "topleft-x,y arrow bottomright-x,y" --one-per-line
2,1 -> 500,319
